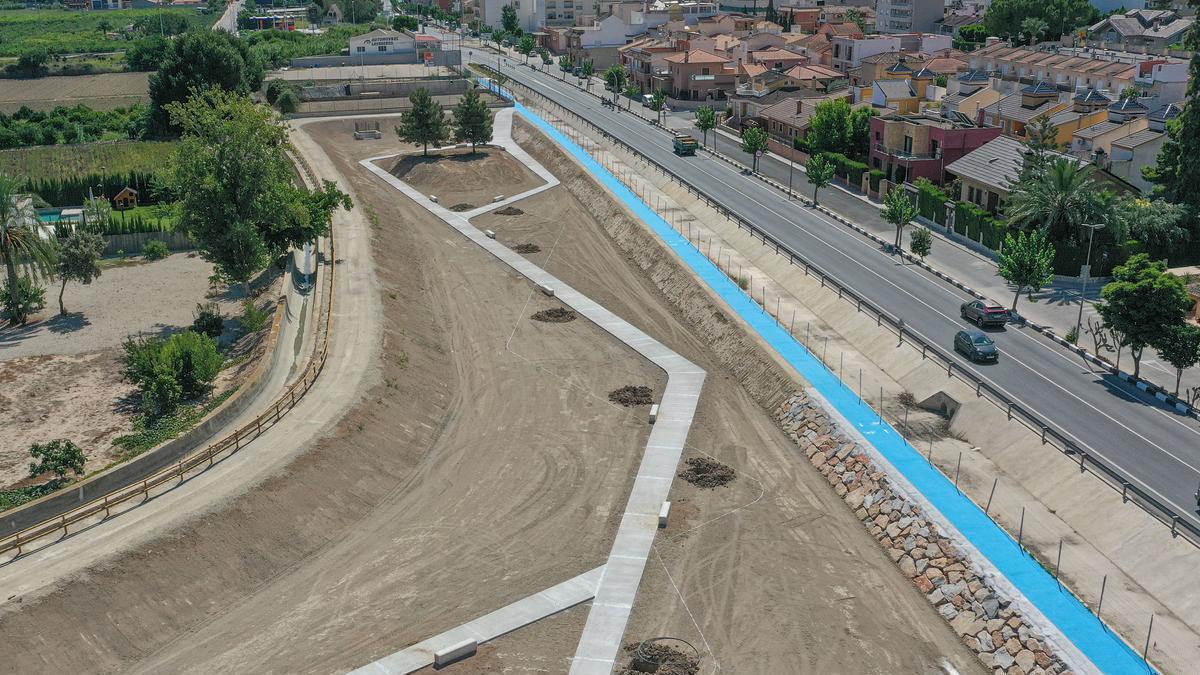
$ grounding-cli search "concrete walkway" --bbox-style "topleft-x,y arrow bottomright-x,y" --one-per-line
359,107 -> 706,675
349,566 -> 605,674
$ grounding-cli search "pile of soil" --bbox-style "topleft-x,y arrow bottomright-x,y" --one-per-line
677,456 -> 736,489
618,641 -> 700,675
449,203 -> 475,212
513,243 -> 541,254
531,307 -> 576,323
609,385 -> 653,407
495,206 -> 525,216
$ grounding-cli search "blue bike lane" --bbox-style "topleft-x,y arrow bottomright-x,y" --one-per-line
486,79 -> 1150,673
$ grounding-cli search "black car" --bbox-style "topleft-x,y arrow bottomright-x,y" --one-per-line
954,328 -> 999,363
960,300 -> 1009,327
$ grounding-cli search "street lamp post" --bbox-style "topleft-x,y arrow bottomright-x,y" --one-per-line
1075,222 -> 1105,336
787,130 -> 795,199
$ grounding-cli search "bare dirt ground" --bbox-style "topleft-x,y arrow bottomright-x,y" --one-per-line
0,71 -> 148,113
385,145 -> 544,210
0,113 -> 977,675
0,252 -> 244,360
0,117 -> 660,674
0,252 -> 267,491
501,119 -> 984,674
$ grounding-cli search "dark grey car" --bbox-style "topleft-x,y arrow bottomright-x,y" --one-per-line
954,328 -> 999,363
960,300 -> 1009,327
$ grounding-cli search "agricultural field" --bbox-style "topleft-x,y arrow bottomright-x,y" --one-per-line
0,71 -> 149,113
0,7 -> 217,57
0,140 -> 173,179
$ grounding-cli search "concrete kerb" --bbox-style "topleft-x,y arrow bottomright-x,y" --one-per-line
358,107 -> 706,675
349,566 -> 606,674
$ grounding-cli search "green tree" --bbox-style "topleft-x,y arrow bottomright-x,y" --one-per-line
1099,253 -> 1192,378
882,186 -> 918,251
1112,197 -> 1190,254
539,47 -> 550,64
1024,114 -> 1063,158
650,89 -> 666,111
998,229 -> 1055,312
56,230 -> 104,316
603,64 -> 626,92
397,87 -> 449,156
622,79 -> 639,108
148,30 -> 265,136
958,24 -> 988,44
741,126 -> 769,172
161,330 -> 223,398
1005,158 -> 1104,243
1157,322 -> 1200,396
805,153 -> 835,206
983,0 -> 1099,40
28,440 -> 86,483
1021,16 -> 1049,44
910,226 -> 933,259
765,0 -> 777,24
844,8 -> 867,31
847,106 -> 877,159
807,98 -> 851,156
695,105 -> 716,148
169,89 -> 348,292
0,174 -> 56,324
12,48 -> 49,77
275,88 -> 300,114
580,60 -> 594,79
558,54 -> 573,73
126,35 -> 171,71
518,35 -> 536,62
501,4 -> 519,33
453,88 -> 493,152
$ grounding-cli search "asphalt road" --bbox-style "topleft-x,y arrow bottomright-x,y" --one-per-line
467,47 -> 1200,534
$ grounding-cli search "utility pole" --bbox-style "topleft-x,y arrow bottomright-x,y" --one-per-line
1074,223 -> 1104,337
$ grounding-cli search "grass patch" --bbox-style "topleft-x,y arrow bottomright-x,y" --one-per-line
0,140 -> 175,180
0,8 -> 216,57
0,480 -> 60,511
111,387 -> 237,461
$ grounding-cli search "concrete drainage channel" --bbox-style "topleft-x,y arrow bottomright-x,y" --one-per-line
480,86 -> 1154,673
355,108 -> 705,674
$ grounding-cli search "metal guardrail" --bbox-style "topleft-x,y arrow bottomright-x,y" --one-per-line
0,150 -> 338,563
504,76 -> 1200,551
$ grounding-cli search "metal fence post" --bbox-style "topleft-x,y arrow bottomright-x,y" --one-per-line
1054,538 -> 1063,590
1098,575 -> 1108,620
985,477 -> 998,515
1018,506 -> 1026,550
1143,614 -> 1155,662
954,452 -> 962,492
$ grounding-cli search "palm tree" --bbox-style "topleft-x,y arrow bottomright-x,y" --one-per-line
1020,17 -> 1048,45
1005,158 -> 1103,242
0,174 -> 56,323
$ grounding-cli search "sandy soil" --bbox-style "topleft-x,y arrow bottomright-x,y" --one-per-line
0,72 -> 148,113
385,145 -> 544,211
0,117 -> 661,674
0,349 -> 135,487
0,112 -> 977,675
504,120 -> 984,674
0,252 -> 269,491
0,252 -> 245,360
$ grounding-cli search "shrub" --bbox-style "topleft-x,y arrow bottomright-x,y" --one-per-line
914,178 -> 950,225
161,330 -> 223,399
240,299 -> 269,332
192,302 -> 224,338
123,330 -> 223,416
2,276 -> 46,324
869,169 -> 886,191
275,88 -> 300,114
143,239 -> 169,260
28,439 -> 86,482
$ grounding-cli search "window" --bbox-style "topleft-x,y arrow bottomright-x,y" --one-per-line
702,67 -> 710,75
903,135 -> 913,154
875,131 -> 881,140
356,46 -> 366,53
378,45 -> 387,52
930,139 -> 939,156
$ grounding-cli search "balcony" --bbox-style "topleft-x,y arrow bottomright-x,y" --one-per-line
874,143 -> 941,160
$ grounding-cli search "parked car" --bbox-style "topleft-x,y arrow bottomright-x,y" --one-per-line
954,328 -> 999,363
960,300 -> 1009,327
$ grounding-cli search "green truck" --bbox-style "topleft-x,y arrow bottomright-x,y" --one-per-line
672,133 -> 699,156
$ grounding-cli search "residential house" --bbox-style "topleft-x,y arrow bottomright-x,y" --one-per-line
566,14 -> 645,69
968,42 -> 1151,96
940,71 -> 1003,119
944,135 -> 1066,213
869,111 -> 1002,183
662,49 -> 737,100
819,6 -> 875,28
749,47 -> 808,70
1107,128 -> 1166,192
619,37 -> 680,92
1087,9 -> 1193,51
977,81 -> 1070,139
1070,118 -> 1151,162
871,78 -> 920,112
817,22 -> 865,40
756,91 -> 856,145
938,11 -> 983,37
1106,96 -> 1152,123
830,33 -> 950,74
785,32 -> 835,67
1032,88 -> 1112,147
876,0 -> 943,34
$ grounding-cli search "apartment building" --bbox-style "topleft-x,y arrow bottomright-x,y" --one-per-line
869,111 -> 1002,184
875,0 -> 943,34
